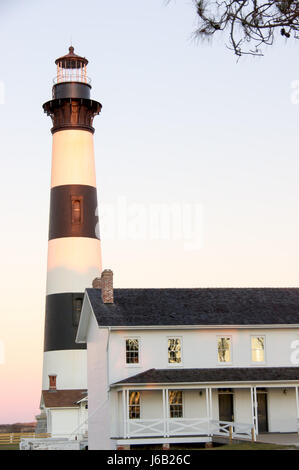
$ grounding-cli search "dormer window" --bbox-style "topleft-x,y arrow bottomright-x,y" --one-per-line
71,196 -> 83,225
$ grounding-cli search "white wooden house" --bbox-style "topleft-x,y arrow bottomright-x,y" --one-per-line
76,270 -> 299,450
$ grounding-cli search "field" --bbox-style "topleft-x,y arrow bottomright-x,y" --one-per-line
0,444 -> 19,450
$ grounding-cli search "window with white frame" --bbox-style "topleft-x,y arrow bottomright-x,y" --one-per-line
169,390 -> 183,418
168,338 -> 182,364
251,336 -> 265,362
128,391 -> 140,419
125,338 -> 139,364
217,337 -> 231,363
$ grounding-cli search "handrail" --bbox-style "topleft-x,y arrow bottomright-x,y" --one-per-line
53,76 -> 91,85
66,397 -> 108,442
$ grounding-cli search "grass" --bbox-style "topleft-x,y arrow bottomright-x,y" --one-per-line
132,441 -> 299,451
0,444 -> 19,450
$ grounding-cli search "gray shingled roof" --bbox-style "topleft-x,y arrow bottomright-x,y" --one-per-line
86,288 -> 299,327
113,367 -> 299,385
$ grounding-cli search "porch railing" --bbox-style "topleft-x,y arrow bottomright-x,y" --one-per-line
125,418 -> 254,440
210,420 -> 254,440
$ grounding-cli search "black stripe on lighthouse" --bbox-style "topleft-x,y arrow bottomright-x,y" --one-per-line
49,184 -> 100,240
44,293 -> 86,352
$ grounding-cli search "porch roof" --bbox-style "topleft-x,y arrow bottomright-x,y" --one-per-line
113,367 -> 299,386
86,288 -> 299,327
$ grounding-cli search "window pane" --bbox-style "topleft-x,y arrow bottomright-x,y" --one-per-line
251,336 -> 264,362
126,339 -> 139,364
218,337 -> 231,362
168,338 -> 181,364
129,391 -> 140,419
169,390 -> 183,418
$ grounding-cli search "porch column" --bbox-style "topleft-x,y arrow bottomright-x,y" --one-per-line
296,386 -> 299,433
253,386 -> 258,435
122,390 -> 127,438
162,389 -> 167,437
206,387 -> 210,419
165,388 -> 169,437
206,387 -> 212,436
209,388 -> 212,418
124,389 -> 130,438
250,387 -> 257,440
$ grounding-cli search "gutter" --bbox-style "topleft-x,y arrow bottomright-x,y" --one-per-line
111,379 -> 299,388
97,324 -> 299,331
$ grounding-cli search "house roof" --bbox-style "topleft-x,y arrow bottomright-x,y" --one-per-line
42,390 -> 87,408
113,367 -> 299,385
86,288 -> 299,327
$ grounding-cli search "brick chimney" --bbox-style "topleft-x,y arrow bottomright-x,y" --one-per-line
101,269 -> 114,303
49,374 -> 57,391
92,277 -> 102,289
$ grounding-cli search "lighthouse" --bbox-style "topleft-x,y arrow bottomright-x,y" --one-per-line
38,47 -> 102,436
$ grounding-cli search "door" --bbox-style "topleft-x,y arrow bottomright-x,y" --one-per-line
257,392 -> 268,433
218,391 -> 234,422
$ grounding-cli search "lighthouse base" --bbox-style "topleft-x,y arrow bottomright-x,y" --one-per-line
35,412 -> 47,434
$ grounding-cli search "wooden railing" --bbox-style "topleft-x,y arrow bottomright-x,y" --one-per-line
210,420 -> 254,440
125,418 -> 255,441
0,433 -> 50,445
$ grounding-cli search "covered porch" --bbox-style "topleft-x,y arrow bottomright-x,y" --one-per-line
111,368 -> 299,445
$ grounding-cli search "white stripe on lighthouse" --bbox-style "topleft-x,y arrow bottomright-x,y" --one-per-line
46,237 -> 101,295
51,129 -> 97,188
42,350 -> 87,390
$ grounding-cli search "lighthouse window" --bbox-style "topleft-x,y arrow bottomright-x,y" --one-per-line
71,196 -> 83,225
72,297 -> 83,327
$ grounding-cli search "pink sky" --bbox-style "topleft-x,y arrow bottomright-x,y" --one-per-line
1,0 -> 299,424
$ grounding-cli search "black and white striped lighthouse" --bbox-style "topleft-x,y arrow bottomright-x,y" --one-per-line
41,47 -> 102,394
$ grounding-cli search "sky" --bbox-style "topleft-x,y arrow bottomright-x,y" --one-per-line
1,0 -> 299,423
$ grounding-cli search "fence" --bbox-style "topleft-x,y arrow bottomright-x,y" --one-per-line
0,433 -> 50,445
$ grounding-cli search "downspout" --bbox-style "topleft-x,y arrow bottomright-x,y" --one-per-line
106,327 -> 111,392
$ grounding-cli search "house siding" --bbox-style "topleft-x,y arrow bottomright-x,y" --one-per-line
108,328 -> 299,384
